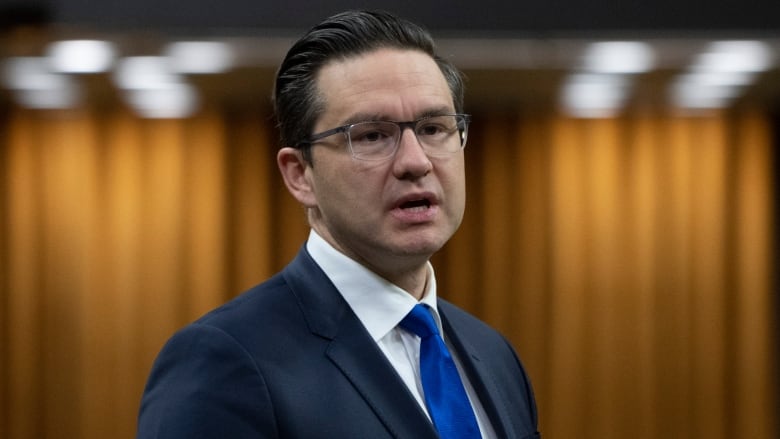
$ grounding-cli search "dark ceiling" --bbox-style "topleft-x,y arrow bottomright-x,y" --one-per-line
3,0 -> 780,37
1,0 -> 779,115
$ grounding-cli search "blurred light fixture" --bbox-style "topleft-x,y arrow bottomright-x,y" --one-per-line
678,70 -> 757,88
47,39 -> 117,73
560,41 -> 652,118
164,41 -> 235,74
114,56 -> 200,118
560,73 -> 629,118
113,56 -> 178,90
2,57 -> 81,109
580,41 -> 656,74
670,78 -> 741,109
13,83 -> 81,109
670,40 -> 774,110
123,82 -> 199,118
691,40 -> 773,73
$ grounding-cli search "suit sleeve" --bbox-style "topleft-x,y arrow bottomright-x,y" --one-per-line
137,324 -> 277,438
501,335 -> 540,436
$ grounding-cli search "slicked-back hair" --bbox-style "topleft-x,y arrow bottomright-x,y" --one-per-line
272,10 -> 465,160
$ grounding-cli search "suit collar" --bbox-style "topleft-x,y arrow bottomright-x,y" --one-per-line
305,230 -> 421,343
281,246 -> 344,339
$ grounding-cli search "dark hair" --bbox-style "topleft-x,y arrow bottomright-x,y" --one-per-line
272,10 -> 465,157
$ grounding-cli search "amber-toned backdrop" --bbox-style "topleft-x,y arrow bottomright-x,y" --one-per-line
0,103 -> 776,438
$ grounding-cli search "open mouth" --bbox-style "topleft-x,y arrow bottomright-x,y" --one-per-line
400,198 -> 432,211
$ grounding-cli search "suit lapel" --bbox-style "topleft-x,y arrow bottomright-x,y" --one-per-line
326,320 -> 439,439
283,247 -> 438,439
439,303 -> 519,439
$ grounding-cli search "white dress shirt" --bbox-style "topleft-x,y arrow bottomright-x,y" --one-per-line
306,230 -> 496,438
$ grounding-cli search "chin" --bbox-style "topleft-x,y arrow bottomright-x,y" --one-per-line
395,232 -> 449,256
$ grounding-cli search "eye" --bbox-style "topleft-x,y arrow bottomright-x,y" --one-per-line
418,123 -> 444,136
357,130 -> 388,143
416,118 -> 456,139
349,122 -> 396,144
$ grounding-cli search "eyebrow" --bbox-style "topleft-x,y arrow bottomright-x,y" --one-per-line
340,106 -> 455,125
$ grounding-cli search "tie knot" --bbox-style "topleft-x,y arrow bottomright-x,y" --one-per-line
399,304 -> 439,338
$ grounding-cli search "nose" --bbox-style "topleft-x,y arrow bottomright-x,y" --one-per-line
392,127 -> 433,179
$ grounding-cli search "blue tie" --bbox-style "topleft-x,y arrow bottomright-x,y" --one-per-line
400,304 -> 481,438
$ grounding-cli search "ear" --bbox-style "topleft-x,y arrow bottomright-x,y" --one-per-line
277,147 -> 317,208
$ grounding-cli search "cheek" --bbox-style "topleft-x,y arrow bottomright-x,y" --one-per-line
313,164 -> 381,211
442,159 -> 466,194
444,163 -> 467,219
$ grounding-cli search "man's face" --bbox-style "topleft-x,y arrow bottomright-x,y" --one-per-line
300,48 -> 466,280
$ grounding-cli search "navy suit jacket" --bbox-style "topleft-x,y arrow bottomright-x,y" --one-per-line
137,247 -> 540,438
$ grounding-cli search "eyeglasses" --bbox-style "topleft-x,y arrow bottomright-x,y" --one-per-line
298,114 -> 471,161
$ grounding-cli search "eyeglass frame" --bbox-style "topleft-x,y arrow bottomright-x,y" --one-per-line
296,113 -> 471,161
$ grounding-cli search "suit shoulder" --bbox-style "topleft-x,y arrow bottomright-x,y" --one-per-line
437,298 -> 522,361
437,299 -> 501,335
193,272 -> 296,332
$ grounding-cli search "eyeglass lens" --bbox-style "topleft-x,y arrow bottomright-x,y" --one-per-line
347,115 -> 467,160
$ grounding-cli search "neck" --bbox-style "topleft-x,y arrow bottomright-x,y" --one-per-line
388,264 -> 430,300
310,224 -> 433,300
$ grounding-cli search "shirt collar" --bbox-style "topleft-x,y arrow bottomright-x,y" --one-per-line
305,229 -> 442,341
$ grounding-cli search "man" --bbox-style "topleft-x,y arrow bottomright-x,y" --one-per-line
137,10 -> 540,439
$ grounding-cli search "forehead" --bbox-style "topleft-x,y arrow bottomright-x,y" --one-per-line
314,48 -> 453,124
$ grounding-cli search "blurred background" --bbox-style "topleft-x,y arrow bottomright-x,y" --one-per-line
0,0 -> 777,438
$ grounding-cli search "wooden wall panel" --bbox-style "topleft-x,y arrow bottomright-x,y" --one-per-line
5,111 -> 44,439
0,105 -> 776,439
732,111 -> 776,439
